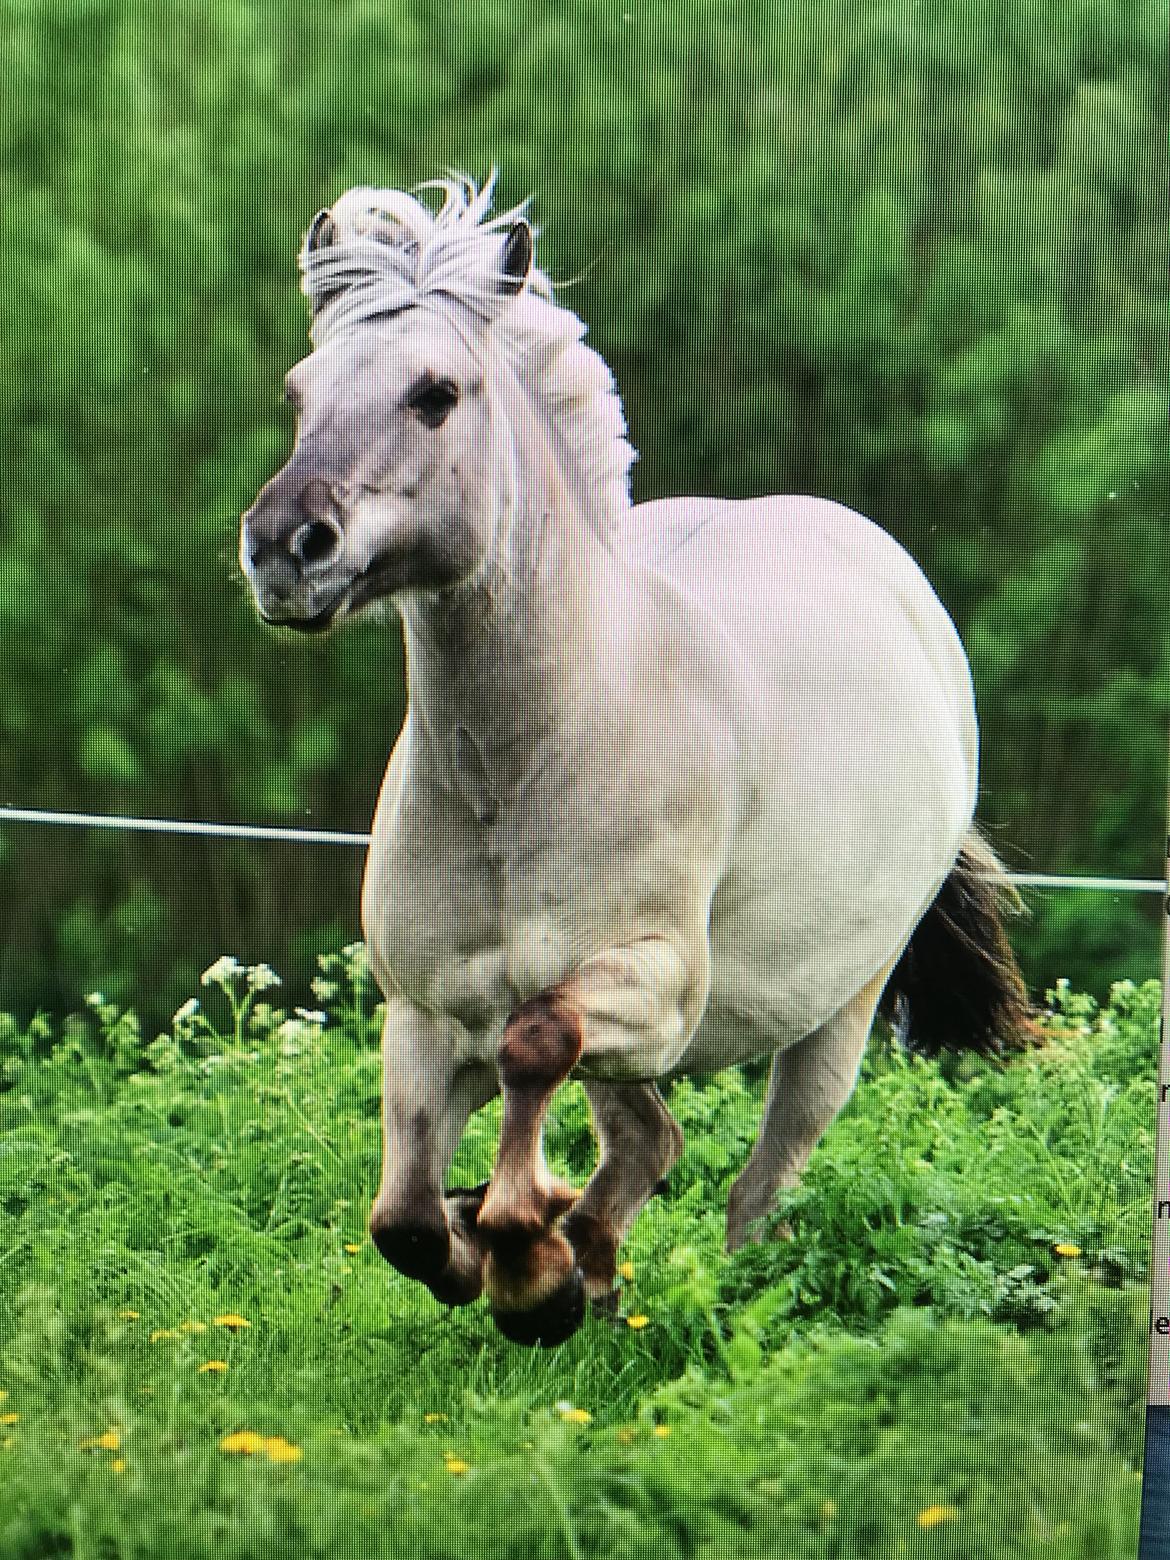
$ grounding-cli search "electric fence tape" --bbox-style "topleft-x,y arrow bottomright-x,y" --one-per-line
0,807 -> 1163,893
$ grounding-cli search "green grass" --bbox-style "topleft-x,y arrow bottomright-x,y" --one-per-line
0,954 -> 1156,1559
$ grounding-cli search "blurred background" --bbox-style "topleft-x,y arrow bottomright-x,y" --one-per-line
0,0 -> 1165,1028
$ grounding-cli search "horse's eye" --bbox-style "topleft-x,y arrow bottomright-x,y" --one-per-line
406,377 -> 459,429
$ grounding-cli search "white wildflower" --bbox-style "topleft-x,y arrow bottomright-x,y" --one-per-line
246,964 -> 282,992
294,1008 -> 327,1026
173,998 -> 200,1024
201,956 -> 243,988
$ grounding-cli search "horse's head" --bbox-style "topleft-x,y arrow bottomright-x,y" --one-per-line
239,180 -> 533,634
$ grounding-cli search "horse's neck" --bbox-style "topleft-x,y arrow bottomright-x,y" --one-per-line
398,452 -> 624,791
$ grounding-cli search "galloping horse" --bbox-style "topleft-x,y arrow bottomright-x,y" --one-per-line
239,173 -> 1028,1347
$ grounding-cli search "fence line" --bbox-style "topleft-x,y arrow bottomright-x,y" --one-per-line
0,807 -> 371,848
0,806 -> 1164,895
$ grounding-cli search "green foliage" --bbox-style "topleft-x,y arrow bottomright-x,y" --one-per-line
0,0 -> 1164,1017
0,969 -> 1154,1555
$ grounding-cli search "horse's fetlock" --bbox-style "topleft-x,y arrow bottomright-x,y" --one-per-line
475,1203 -> 546,1255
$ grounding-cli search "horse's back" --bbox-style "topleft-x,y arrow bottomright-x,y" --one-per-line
620,493 -> 976,784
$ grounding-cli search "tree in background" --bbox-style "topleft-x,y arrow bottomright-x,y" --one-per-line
0,0 -> 1164,1022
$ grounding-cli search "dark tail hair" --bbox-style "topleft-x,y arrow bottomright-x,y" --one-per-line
878,829 -> 1032,1056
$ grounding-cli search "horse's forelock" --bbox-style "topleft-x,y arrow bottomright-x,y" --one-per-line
297,173 -> 636,532
300,172 -> 535,328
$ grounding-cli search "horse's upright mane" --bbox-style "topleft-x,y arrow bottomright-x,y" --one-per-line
299,171 -> 635,537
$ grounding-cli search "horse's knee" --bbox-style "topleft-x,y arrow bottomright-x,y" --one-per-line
498,994 -> 583,1088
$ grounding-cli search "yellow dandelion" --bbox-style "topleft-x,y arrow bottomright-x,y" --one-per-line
110,1459 -> 127,1475
652,1424 -> 672,1439
213,1313 -> 252,1331
118,1310 -> 140,1321
617,1260 -> 635,1281
198,1360 -> 229,1373
444,1456 -> 471,1476
558,1407 -> 592,1425
81,1429 -> 121,1452
0,1391 -> 7,1402
423,1413 -> 448,1425
344,1243 -> 362,1255
616,1427 -> 637,1445
0,1414 -> 18,1426
626,1313 -> 650,1330
1054,1242 -> 1082,1258
1,1437 -> 13,1451
150,1329 -> 180,1343
220,1430 -> 266,1455
821,1499 -> 837,1520
180,1321 -> 207,1334
917,1504 -> 959,1530
264,1436 -> 303,1464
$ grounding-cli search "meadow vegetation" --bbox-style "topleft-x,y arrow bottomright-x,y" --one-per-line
0,951 -> 1154,1558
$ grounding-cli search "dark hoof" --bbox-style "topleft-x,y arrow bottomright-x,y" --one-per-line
491,1266 -> 586,1348
370,1220 -> 449,1283
427,1266 -> 483,1308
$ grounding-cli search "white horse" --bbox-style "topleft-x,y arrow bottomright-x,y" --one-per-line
240,173 -> 1027,1347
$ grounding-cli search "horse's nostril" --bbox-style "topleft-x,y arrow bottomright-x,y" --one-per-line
291,519 -> 341,567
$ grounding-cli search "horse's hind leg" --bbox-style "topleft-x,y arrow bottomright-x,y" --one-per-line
560,1081 -> 684,1310
725,962 -> 891,1252
368,1000 -> 498,1306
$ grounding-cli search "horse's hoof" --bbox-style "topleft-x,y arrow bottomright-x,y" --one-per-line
491,1266 -> 586,1348
426,1262 -> 484,1308
370,1219 -> 449,1283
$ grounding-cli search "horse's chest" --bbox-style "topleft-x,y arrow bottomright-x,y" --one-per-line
363,810 -> 588,1032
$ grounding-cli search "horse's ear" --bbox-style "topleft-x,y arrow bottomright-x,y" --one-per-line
303,209 -> 342,316
306,209 -> 337,253
499,220 -> 532,296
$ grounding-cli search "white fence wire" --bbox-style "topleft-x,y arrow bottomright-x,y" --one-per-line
0,806 -> 1163,894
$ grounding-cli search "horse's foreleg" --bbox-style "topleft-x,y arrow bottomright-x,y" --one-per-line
476,993 -> 585,1345
725,962 -> 891,1251
560,1080 -> 684,1309
479,937 -> 701,1345
368,998 -> 498,1306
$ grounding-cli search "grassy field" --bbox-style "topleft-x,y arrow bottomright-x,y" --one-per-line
0,950 -> 1156,1559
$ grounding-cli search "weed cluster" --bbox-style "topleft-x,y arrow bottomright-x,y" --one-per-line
0,961 -> 1154,1557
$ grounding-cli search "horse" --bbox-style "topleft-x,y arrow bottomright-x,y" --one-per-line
238,172 -> 1029,1348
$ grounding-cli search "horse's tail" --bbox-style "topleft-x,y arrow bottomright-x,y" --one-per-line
878,828 -> 1033,1056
